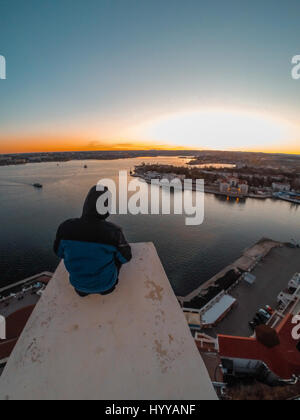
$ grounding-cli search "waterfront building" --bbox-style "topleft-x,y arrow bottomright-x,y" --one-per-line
272,183 -> 291,192
218,281 -> 300,385
219,180 -> 248,196
161,173 -> 186,182
144,171 -> 161,181
228,177 -> 239,187
220,182 -> 230,193
238,183 -> 249,195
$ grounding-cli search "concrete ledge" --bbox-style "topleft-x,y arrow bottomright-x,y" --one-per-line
0,243 -> 216,400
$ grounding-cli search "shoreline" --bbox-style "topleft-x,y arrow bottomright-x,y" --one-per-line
178,238 -> 283,303
204,187 -> 273,200
133,173 -> 275,201
0,152 -> 197,168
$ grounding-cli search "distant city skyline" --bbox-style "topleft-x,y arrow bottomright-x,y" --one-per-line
0,0 -> 300,154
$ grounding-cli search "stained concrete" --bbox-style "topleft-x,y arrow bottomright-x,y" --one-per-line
0,243 -> 216,400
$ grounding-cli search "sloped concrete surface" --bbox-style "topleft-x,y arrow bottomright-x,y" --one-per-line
0,243 -> 216,400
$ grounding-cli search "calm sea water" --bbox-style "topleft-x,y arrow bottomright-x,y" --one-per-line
0,157 -> 299,296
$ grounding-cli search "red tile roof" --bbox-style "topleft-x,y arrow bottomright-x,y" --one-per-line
6,305 -> 35,340
0,305 -> 35,360
0,338 -> 18,360
218,314 -> 300,380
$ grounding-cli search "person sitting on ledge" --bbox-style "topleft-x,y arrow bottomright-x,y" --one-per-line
54,185 -> 132,297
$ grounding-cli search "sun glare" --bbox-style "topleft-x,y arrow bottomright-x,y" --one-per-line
132,109 -> 298,152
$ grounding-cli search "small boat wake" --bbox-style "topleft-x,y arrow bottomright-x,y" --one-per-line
0,178 -> 43,189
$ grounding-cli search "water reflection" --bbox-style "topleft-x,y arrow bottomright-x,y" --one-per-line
0,157 -> 299,296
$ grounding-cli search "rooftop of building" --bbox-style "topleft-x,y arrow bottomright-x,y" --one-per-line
0,273 -> 53,364
209,245 -> 300,338
0,243 -> 216,400
0,272 -> 52,318
218,313 -> 300,380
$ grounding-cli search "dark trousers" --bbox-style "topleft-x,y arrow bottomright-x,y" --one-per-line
75,262 -> 121,298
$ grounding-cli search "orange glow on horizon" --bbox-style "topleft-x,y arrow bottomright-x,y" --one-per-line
1,108 -> 300,156
130,109 -> 300,156
0,138 -> 299,155
0,135 -> 195,154
0,134 -> 300,155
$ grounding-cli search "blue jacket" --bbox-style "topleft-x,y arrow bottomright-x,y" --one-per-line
54,186 -> 132,293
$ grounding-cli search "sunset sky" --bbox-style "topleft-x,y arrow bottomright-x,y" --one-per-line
0,0 -> 300,154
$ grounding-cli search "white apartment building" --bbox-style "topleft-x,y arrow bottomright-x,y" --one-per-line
272,183 -> 291,192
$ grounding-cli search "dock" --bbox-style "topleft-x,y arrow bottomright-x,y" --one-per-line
180,239 -> 300,338
179,238 -> 281,304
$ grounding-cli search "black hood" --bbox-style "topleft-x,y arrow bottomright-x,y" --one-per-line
82,185 -> 110,220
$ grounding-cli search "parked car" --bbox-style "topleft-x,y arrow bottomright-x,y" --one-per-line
257,308 -> 271,322
249,315 -> 263,330
265,305 -> 274,315
249,306 -> 273,331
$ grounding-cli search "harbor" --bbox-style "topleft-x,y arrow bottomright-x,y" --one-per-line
179,238 -> 300,338
273,191 -> 300,205
131,167 -> 296,202
179,238 -> 282,304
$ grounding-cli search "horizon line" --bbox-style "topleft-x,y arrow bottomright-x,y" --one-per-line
0,149 -> 300,157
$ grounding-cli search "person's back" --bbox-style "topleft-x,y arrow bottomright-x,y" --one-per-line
54,186 -> 132,296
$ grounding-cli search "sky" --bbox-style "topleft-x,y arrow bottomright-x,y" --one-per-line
0,0 -> 299,154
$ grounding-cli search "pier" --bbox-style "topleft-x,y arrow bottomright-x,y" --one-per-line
179,238 -> 281,304
180,239 -> 300,338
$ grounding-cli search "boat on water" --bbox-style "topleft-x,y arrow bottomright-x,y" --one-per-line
33,183 -> 43,189
273,191 -> 300,205
0,272 -> 53,374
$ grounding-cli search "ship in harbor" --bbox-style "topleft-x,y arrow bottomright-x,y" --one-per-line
0,272 -> 53,375
273,191 -> 300,205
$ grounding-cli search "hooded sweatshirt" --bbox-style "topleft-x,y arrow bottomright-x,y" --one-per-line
54,186 -> 132,293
